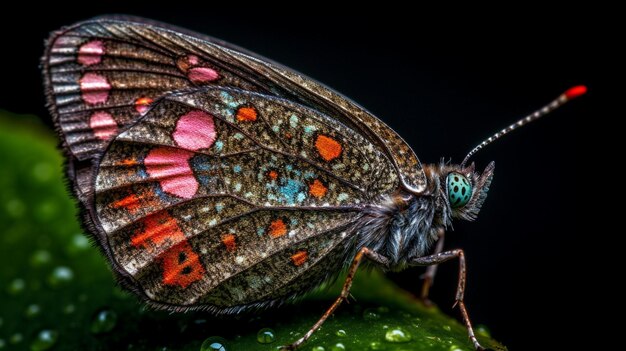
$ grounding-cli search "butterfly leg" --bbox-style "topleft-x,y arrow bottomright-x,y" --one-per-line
281,247 -> 389,350
420,228 -> 445,304
410,249 -> 484,351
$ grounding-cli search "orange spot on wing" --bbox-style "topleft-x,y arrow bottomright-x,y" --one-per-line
134,97 -> 153,114
268,170 -> 278,180
111,193 -> 141,214
315,135 -> 342,161
269,219 -> 287,238
112,188 -> 161,215
160,240 -> 205,288
291,250 -> 308,266
120,158 -> 138,166
309,179 -> 328,198
221,234 -> 237,252
131,211 -> 186,249
236,106 -> 257,122
177,55 -> 200,72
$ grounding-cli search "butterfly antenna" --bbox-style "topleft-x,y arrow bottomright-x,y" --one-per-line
461,85 -> 587,167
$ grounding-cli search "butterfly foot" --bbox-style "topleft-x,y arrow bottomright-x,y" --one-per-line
473,340 -> 486,351
279,336 -> 305,351
419,297 -> 435,307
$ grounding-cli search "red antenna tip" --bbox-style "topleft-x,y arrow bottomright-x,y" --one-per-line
564,85 -> 587,99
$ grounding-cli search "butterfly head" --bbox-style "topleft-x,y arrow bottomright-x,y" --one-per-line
437,86 -> 587,220
447,162 -> 494,221
426,162 -> 495,222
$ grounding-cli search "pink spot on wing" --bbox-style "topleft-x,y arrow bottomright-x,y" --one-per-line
173,110 -> 217,151
80,73 -> 110,105
187,55 -> 200,65
188,67 -> 220,83
89,111 -> 118,140
144,147 -> 198,199
77,40 -> 104,66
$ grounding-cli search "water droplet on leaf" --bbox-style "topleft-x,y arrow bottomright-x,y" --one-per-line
363,308 -> 380,321
336,329 -> 347,337
8,278 -> 25,295
25,304 -> 41,318
385,327 -> 412,343
443,325 -> 452,331
30,330 -> 58,351
48,266 -> 73,286
91,310 -> 117,334
311,346 -> 325,351
200,336 -> 228,351
369,341 -> 383,350
256,328 -> 275,344
475,324 -> 491,337
330,343 -> 346,351
30,250 -> 52,267
68,234 -> 90,253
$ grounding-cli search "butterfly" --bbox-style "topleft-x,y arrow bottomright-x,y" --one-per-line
42,16 -> 585,350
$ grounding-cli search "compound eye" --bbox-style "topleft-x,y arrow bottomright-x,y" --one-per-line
447,172 -> 472,208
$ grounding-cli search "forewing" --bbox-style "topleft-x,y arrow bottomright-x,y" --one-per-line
43,18 -> 262,204
94,87 -> 398,309
43,17 -> 425,208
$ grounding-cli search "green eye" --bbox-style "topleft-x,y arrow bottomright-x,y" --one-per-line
447,172 -> 472,208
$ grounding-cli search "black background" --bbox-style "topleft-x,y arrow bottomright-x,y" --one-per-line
0,6 -> 595,350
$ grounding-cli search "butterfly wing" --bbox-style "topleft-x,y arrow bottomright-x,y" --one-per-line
95,87 -> 397,310
43,17 -> 425,202
43,17 -> 261,204
43,17 -> 423,311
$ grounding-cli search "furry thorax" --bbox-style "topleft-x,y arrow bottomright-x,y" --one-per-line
355,161 -> 495,270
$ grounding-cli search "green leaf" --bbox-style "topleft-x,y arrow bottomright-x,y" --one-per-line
0,110 -> 506,351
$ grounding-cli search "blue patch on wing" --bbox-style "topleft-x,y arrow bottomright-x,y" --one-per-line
278,178 -> 305,205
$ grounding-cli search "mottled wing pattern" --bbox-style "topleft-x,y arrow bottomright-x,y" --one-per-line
43,17 -> 425,204
43,17 -> 423,311
96,87 -> 397,310
43,18 -> 263,204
